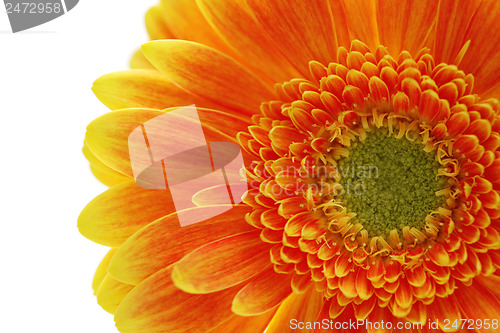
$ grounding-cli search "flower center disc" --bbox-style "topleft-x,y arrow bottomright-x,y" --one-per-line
337,129 -> 445,236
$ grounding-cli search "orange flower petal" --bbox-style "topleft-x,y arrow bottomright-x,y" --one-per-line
78,181 -> 174,247
460,0 -> 500,97
355,268 -> 374,300
96,274 -> 134,314
207,310 -> 277,333
196,0 -> 302,82
367,306 -> 396,333
191,183 -> 249,207
85,108 -> 163,177
115,266 -> 240,333
464,119 -> 492,143
369,76 -> 390,103
232,267 -> 292,316
433,0 -> 480,65
159,0 -> 233,54
395,279 -> 413,309
427,294 -> 462,332
172,230 -> 272,294
376,0 -> 438,55
483,133 -> 500,152
269,126 -> 307,152
419,90 -> 440,123
335,251 -> 354,278
428,242 -> 451,266
406,265 -> 427,288
265,285 -> 324,333
92,70 -> 218,111
479,190 -> 500,209
244,0 -> 337,76
92,248 -> 117,295
366,257 -> 384,282
484,160 -> 500,183
145,5 -> 172,40
108,205 -> 254,285
475,274 -> 500,300
353,297 -> 377,320
342,0 -> 379,50
454,134 -> 479,156
87,164 -> 128,188
453,278 -> 500,328
142,40 -> 274,115
85,108 -> 250,177
405,301 -> 427,326
446,111 -> 470,138
328,298 -> 346,320
384,260 -> 403,282
129,49 -> 156,70
327,1 -> 350,48
339,271 -> 357,298
82,144 -> 129,187
291,272 -> 313,294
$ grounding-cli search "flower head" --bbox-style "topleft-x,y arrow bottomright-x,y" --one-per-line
80,1 -> 500,332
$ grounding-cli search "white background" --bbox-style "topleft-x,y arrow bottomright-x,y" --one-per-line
0,1 -> 157,332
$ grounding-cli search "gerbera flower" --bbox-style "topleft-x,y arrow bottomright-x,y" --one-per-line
79,0 -> 500,332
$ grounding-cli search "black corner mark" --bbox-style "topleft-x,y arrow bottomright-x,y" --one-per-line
4,0 -> 79,33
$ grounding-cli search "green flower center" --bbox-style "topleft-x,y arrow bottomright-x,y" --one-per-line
337,129 -> 446,236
